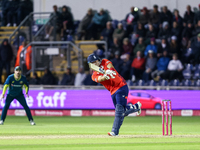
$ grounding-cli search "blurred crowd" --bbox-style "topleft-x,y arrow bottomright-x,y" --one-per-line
27,5 -> 200,86
42,5 -> 200,62
0,2 -> 200,85
56,4 -> 199,85
28,67 -> 98,86
0,0 -> 33,26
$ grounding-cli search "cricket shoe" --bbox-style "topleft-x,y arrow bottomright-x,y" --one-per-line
0,120 -> 3,125
30,120 -> 36,125
108,132 -> 118,136
124,103 -> 140,116
136,101 -> 142,115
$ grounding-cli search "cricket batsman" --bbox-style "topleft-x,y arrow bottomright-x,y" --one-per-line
0,66 -> 35,125
87,53 -> 142,136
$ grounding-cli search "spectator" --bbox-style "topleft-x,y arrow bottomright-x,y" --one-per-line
159,6 -> 173,27
100,21 -> 114,48
130,33 -> 138,46
149,4 -> 160,28
1,0 -> 9,26
111,51 -> 123,74
194,4 -> 200,25
125,7 -> 139,33
172,9 -> 183,27
60,5 -> 74,37
169,36 -> 181,58
151,50 -> 170,81
135,22 -> 146,37
109,37 -> 122,59
120,54 -> 132,80
145,23 -> 157,39
133,37 -> 146,56
15,40 -> 32,73
158,21 -> 171,39
181,35 -> 189,50
181,40 -> 194,64
60,67 -> 75,85
17,0 -> 33,25
113,23 -> 125,41
45,5 -> 62,39
157,38 -> 169,58
77,8 -> 93,40
131,51 -> 145,81
87,8 -> 109,40
74,67 -> 86,86
83,69 -> 97,86
182,21 -> 194,41
162,53 -> 183,81
190,33 -> 200,64
183,5 -> 194,27
29,72 -> 41,85
122,38 -> 133,55
0,39 -> 13,84
41,68 -> 57,85
170,21 -> 182,42
139,7 -> 150,26
193,20 -> 200,37
6,0 -> 19,26
142,50 -> 157,82
144,37 -> 157,56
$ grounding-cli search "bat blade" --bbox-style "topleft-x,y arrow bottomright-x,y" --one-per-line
89,63 -> 105,74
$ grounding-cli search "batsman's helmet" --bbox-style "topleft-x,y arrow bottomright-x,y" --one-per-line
87,53 -> 101,63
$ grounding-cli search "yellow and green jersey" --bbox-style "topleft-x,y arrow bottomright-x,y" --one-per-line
3,74 -> 29,97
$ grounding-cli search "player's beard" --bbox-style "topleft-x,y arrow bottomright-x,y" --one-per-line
15,72 -> 21,78
17,73 -> 20,77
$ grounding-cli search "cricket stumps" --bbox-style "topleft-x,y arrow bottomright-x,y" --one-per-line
161,100 -> 172,136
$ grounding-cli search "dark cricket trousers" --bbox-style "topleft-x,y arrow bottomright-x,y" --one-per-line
1,94 -> 33,121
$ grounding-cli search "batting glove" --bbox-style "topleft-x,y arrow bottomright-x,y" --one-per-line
103,74 -> 110,80
105,69 -> 116,78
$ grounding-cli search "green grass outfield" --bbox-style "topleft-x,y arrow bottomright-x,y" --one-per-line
0,116 -> 199,150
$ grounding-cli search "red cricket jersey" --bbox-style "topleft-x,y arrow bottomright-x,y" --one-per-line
92,59 -> 127,95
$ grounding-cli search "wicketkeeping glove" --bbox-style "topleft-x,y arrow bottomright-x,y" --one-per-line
105,69 -> 117,78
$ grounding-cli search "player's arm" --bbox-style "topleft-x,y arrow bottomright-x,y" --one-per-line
92,73 -> 110,83
24,84 -> 29,94
1,77 -> 10,100
2,84 -> 9,97
106,63 -> 115,70
97,63 -> 116,82
96,64 -> 116,82
97,75 -> 108,82
104,62 -> 117,78
23,78 -> 29,97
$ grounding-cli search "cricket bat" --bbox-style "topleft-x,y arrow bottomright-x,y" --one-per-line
89,63 -> 105,74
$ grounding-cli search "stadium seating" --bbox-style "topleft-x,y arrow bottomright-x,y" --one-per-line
13,35 -> 25,45
194,79 -> 200,86
182,79 -> 192,86
73,20 -> 80,34
137,79 -> 145,86
159,80 -> 168,86
148,80 -> 156,86
169,79 -> 180,86
111,20 -> 119,29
